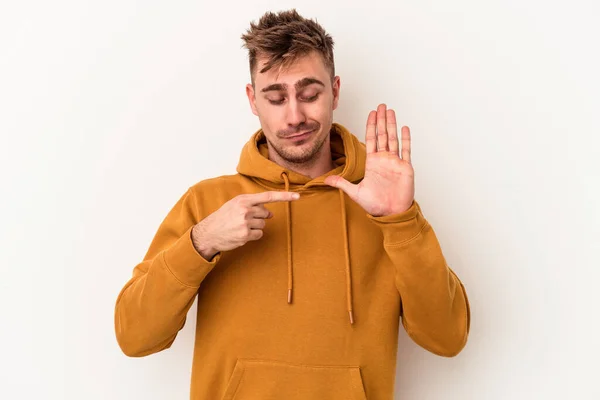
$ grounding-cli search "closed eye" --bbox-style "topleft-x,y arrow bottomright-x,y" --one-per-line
301,95 -> 319,102
267,94 -> 320,105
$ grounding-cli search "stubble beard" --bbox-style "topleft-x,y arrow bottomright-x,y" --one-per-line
269,126 -> 329,166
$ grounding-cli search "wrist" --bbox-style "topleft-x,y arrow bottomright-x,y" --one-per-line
191,223 -> 218,261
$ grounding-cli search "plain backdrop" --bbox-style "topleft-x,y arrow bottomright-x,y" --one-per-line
1,0 -> 599,399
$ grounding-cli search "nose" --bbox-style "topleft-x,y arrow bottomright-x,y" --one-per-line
285,98 -> 306,128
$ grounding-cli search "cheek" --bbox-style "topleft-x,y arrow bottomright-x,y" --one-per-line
256,100 -> 279,118
257,108 -> 285,133
308,101 -> 332,123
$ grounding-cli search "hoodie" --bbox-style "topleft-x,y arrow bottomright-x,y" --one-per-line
114,122 -> 470,400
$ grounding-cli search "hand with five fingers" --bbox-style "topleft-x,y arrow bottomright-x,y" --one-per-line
325,104 -> 415,217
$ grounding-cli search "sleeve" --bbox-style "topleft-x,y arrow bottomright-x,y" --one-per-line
114,187 -> 221,357
366,200 -> 471,357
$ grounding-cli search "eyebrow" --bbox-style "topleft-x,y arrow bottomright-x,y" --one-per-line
260,77 -> 326,93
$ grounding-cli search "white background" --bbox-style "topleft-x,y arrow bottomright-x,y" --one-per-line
1,0 -> 599,399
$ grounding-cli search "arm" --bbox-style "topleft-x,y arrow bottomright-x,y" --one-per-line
114,188 -> 220,357
367,200 -> 470,357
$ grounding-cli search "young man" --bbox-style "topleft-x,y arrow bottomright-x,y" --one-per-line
115,9 -> 470,400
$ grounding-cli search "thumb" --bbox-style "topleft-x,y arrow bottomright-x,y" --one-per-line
324,176 -> 358,200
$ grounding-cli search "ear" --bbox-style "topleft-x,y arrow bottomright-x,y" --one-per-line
332,76 -> 341,110
246,83 -> 258,116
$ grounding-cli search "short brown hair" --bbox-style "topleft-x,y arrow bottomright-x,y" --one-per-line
241,9 -> 335,85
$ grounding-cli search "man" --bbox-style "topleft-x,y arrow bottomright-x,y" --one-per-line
115,9 -> 470,400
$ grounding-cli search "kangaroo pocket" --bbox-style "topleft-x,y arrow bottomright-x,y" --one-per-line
221,358 -> 368,400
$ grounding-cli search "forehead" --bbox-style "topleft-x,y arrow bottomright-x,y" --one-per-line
255,51 -> 329,89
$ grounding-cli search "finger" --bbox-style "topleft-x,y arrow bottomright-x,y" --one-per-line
324,176 -> 359,201
387,109 -> 399,156
365,110 -> 377,154
376,103 -> 388,152
401,125 -> 412,163
249,205 -> 272,219
244,191 -> 300,205
247,229 -> 264,241
248,218 -> 266,230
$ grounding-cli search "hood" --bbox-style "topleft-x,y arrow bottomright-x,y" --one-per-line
236,123 -> 366,325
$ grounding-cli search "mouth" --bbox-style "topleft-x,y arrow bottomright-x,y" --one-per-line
285,129 -> 315,141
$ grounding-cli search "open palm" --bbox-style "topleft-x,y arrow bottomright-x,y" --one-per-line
325,104 -> 415,217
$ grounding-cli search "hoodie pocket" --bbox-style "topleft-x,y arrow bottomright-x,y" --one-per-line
221,358 -> 368,400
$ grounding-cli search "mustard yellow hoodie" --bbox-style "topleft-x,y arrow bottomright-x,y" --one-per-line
114,123 -> 470,399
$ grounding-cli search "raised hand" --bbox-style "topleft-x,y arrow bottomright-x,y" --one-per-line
325,104 -> 415,217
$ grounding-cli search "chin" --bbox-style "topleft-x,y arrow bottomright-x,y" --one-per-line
288,134 -> 328,163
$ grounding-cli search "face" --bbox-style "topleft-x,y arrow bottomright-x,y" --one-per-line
246,51 -> 340,165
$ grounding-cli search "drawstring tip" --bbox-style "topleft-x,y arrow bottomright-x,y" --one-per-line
348,310 -> 355,325
287,289 -> 293,304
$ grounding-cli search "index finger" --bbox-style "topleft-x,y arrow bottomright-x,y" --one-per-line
244,191 -> 300,205
365,110 -> 377,154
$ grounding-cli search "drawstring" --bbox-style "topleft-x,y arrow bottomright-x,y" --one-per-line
338,189 -> 355,325
281,172 -> 294,305
280,171 -> 355,325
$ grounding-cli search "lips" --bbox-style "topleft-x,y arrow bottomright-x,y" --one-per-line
286,130 -> 314,139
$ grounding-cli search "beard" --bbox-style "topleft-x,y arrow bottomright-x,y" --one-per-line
268,122 -> 329,165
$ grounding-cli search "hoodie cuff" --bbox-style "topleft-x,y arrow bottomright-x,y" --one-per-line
163,225 -> 221,287
366,200 -> 428,246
